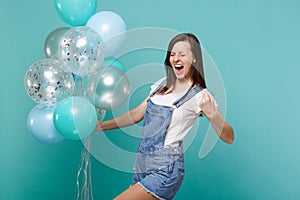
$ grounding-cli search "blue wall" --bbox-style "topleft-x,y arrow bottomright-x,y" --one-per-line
1,0 -> 300,199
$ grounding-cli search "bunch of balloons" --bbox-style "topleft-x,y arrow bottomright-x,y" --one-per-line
24,0 -> 130,144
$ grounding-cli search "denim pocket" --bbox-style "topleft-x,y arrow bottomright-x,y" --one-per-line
177,160 -> 185,175
167,158 -> 184,179
143,109 -> 165,127
142,109 -> 166,137
145,154 -> 172,172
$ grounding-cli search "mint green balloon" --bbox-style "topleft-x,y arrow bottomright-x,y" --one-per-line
101,57 -> 126,72
53,96 -> 97,140
54,0 -> 97,26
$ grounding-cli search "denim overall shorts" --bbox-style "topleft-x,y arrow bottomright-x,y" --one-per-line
131,79 -> 202,200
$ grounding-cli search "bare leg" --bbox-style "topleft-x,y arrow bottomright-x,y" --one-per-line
114,183 -> 159,200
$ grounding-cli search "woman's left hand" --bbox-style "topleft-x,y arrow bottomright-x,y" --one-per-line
199,90 -> 216,120
199,89 -> 235,144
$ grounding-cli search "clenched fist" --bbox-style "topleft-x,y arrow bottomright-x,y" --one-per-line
199,89 -> 217,120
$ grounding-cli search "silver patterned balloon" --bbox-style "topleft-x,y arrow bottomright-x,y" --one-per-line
44,27 -> 70,59
24,58 -> 75,105
58,26 -> 105,76
86,67 -> 131,110
96,108 -> 106,121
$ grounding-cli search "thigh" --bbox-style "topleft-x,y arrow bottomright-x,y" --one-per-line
114,183 -> 158,200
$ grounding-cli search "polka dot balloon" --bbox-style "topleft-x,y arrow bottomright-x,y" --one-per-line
24,58 -> 75,105
58,26 -> 105,77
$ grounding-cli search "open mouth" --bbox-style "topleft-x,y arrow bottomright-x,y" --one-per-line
174,64 -> 184,75
174,64 -> 184,70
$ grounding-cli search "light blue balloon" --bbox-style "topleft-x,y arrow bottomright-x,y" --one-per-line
101,57 -> 126,72
53,96 -> 97,140
87,11 -> 127,57
54,0 -> 97,26
27,104 -> 64,144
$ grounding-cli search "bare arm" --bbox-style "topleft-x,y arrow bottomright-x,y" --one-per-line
206,107 -> 234,144
94,97 -> 149,132
200,91 -> 234,144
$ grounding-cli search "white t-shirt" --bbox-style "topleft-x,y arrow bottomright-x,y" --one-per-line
149,78 -> 217,147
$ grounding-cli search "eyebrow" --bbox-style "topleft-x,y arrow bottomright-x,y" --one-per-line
170,51 -> 186,54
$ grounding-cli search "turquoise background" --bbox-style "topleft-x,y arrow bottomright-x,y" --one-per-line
1,0 -> 300,199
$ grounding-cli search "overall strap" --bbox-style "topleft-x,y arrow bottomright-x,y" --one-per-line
149,78 -> 167,97
173,85 -> 203,108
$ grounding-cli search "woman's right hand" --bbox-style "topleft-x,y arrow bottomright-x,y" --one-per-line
94,121 -> 103,132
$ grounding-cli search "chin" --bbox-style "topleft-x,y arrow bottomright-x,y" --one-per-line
175,74 -> 188,80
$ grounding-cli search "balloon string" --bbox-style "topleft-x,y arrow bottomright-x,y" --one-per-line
74,75 -> 86,97
73,74 -> 95,200
75,151 -> 84,200
88,158 -> 94,200
74,136 -> 93,200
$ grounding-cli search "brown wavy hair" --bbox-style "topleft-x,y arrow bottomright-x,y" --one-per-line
158,33 -> 206,94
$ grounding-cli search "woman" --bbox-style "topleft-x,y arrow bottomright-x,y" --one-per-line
95,33 -> 234,200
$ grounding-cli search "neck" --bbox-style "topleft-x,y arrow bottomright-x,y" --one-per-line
173,78 -> 193,93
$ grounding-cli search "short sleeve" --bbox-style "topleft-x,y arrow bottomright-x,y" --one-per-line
149,77 -> 166,95
194,89 -> 218,115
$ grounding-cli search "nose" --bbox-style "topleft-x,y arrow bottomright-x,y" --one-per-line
174,54 -> 181,62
